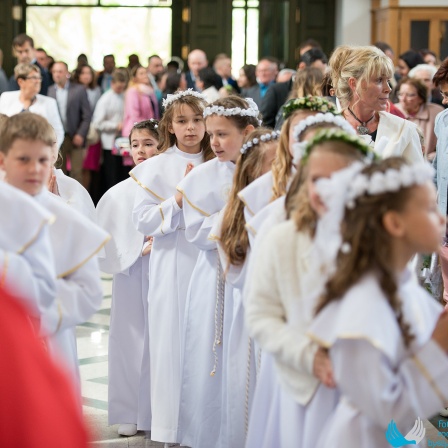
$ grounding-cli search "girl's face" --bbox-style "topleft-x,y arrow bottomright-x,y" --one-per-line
398,83 -> 423,114
0,138 -> 52,196
134,67 -> 149,85
131,129 -> 158,165
397,59 -> 409,78
237,69 -> 248,88
288,110 -> 317,157
396,181 -> 445,255
356,73 -> 392,112
206,115 -> 251,163
169,104 -> 206,153
79,66 -> 93,86
260,141 -> 277,175
307,148 -> 352,217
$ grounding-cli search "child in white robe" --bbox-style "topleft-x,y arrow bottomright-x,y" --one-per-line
308,156 -> 448,447
212,127 -> 279,448
176,97 -> 263,448
97,119 -> 159,437
131,90 -> 213,446
0,180 -> 56,327
245,129 -> 375,448
237,96 -> 339,224
0,113 -> 109,392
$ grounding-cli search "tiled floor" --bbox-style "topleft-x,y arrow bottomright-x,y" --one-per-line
79,275 -> 447,447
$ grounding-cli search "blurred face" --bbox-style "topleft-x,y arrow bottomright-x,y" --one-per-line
130,129 -> 158,165
36,50 -> 49,68
134,67 -> 149,85
14,42 -> 35,64
398,83 -> 423,114
397,181 -> 444,254
356,73 -> 392,112
206,115 -> 250,163
412,69 -> 433,94
148,57 -> 164,76
439,82 -> 448,106
424,54 -> 437,66
179,73 -> 187,91
256,60 -> 278,84
310,59 -> 327,74
216,59 -> 232,78
188,51 -> 208,77
169,104 -> 206,153
307,148 -> 352,217
288,110 -> 317,156
397,59 -> 409,77
237,69 -> 249,88
18,69 -> 42,97
79,66 -> 93,86
260,141 -> 277,174
103,56 -> 115,73
111,81 -> 126,94
0,139 -> 52,196
51,63 -> 69,87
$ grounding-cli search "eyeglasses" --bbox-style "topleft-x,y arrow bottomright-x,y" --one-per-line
25,76 -> 42,81
397,92 -> 418,99
440,91 -> 448,100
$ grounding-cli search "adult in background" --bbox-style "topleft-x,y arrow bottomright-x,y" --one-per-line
186,49 -> 208,91
237,64 -> 256,91
298,38 -> 322,56
260,49 -> 327,127
36,48 -> 53,86
8,34 -> 50,95
213,53 -> 240,93
431,58 -> 448,323
147,54 -> 164,102
196,67 -> 223,103
395,77 -> 443,160
330,45 -> 423,163
97,54 -> 116,93
242,57 -> 279,108
397,50 -> 425,79
0,49 -> 9,95
48,61 -> 91,184
0,63 -> 64,148
409,63 -> 444,106
122,65 -> 158,138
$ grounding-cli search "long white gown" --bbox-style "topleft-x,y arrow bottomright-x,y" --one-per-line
131,146 -> 202,443
0,181 -> 56,322
309,270 -> 448,448
37,190 -> 109,389
176,158 -> 235,448
96,178 -> 151,429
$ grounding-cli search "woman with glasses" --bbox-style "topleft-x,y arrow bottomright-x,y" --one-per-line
396,77 -> 443,160
329,45 -> 423,163
0,63 -> 64,148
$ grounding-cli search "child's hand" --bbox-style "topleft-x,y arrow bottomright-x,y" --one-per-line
184,163 -> 194,177
47,174 -> 60,196
142,236 -> 153,256
175,191 -> 183,208
313,347 -> 336,388
432,309 -> 448,352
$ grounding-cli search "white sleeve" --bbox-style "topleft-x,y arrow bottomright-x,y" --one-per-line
47,99 -> 65,149
93,96 -> 119,133
403,126 -> 424,164
133,186 -> 181,237
332,338 -> 448,428
245,233 -> 318,376
42,255 -> 103,335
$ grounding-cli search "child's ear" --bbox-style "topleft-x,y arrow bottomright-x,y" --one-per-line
168,125 -> 174,134
382,210 -> 405,238
243,124 -> 255,136
0,152 -> 5,169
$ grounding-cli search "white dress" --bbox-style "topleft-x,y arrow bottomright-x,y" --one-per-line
176,158 -> 235,448
37,190 -> 109,388
54,168 -> 96,222
131,146 -> 202,443
0,181 -> 56,323
96,178 -> 151,429
309,270 -> 448,448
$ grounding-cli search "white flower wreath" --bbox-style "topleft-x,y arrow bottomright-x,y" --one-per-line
162,89 -> 206,109
240,130 -> 281,155
203,97 -> 262,125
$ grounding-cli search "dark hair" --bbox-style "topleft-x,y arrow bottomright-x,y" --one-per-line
103,54 -> 115,62
419,48 -> 437,61
299,38 -> 322,52
399,50 -> 425,71
36,47 -> 47,54
321,72 -> 334,96
374,41 -> 393,55
72,64 -> 97,89
164,72 -> 182,94
397,76 -> 427,103
241,64 -> 257,87
198,67 -> 223,90
129,119 -> 159,144
259,56 -> 281,71
299,48 -> 328,66
433,57 -> 448,87
12,34 -> 34,49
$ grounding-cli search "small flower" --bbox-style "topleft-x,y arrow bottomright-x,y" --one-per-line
341,242 -> 352,254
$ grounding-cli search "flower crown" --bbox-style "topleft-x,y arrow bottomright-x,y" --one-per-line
240,130 -> 281,155
282,96 -> 339,120
162,89 -> 206,109
292,113 -> 356,164
298,128 -> 377,164
133,118 -> 158,129
203,97 -> 262,125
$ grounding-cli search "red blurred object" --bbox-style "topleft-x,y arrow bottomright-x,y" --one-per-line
0,286 -> 90,448
388,101 -> 406,119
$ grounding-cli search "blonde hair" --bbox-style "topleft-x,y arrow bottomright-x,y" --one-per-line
329,45 -> 394,110
288,67 -> 323,100
157,92 -> 214,161
315,157 -> 415,347
220,127 -> 276,266
0,113 -> 54,154
14,63 -> 40,81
